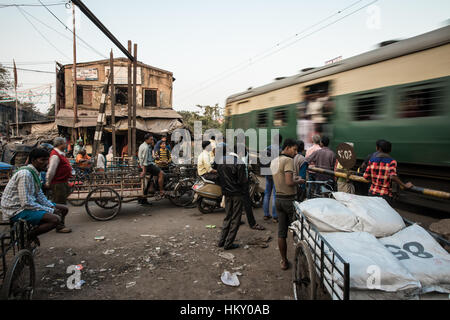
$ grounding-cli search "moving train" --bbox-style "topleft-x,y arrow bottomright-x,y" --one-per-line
225,25 -> 450,211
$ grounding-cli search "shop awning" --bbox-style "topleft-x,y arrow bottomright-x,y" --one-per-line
55,109 -> 105,128
105,118 -> 184,134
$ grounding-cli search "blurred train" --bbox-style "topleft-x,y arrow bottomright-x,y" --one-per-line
225,25 -> 450,212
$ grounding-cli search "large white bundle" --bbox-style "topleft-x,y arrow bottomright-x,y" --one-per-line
332,192 -> 405,237
295,199 -> 359,232
380,224 -> 450,294
323,232 -> 421,292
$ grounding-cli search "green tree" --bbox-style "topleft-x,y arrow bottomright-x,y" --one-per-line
179,104 -> 225,134
0,64 -> 12,98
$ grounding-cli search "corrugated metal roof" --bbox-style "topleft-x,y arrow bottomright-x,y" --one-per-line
226,25 -> 450,104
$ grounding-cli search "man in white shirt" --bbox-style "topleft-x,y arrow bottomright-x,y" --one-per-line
197,141 -> 217,182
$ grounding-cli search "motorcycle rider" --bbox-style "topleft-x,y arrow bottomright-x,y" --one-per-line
197,141 -> 218,182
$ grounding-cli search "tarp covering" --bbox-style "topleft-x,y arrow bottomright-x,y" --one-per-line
55,109 -> 104,128
105,118 -> 184,134
31,122 -> 57,133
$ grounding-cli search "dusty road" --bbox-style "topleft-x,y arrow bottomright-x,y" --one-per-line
33,200 -> 296,300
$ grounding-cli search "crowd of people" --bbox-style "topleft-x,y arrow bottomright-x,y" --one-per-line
0,132 -> 414,273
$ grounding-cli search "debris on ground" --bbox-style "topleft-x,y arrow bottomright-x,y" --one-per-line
218,252 -> 235,262
103,249 -> 115,255
126,282 -> 136,289
206,225 -> 216,229
45,264 -> 55,268
95,236 -> 105,241
221,271 -> 240,287
246,235 -> 272,248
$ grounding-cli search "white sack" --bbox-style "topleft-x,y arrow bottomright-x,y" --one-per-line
332,192 -> 405,237
295,199 -> 359,232
380,224 -> 450,294
323,232 -> 421,292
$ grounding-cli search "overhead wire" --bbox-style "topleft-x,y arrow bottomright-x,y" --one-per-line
177,0 -> 379,104
16,5 -> 72,60
37,0 -> 108,59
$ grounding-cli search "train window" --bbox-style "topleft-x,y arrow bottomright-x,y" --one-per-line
352,93 -> 382,121
273,109 -> 287,127
398,84 -> 443,118
257,112 -> 268,128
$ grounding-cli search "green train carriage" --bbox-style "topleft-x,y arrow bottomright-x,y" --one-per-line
225,25 -> 450,210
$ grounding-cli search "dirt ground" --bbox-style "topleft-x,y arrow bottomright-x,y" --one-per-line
32,201 -> 296,300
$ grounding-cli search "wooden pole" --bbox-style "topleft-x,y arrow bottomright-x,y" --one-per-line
132,43 -> 137,160
127,40 -> 132,158
72,3 -> 78,143
110,50 -> 116,158
14,87 -> 19,136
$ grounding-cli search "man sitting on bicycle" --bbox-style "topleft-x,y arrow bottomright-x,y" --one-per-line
1,148 -> 69,244
139,134 -> 165,204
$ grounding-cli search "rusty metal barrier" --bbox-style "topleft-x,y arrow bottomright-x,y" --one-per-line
308,166 -> 450,200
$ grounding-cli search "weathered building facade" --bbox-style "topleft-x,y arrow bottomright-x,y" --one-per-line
55,58 -> 183,154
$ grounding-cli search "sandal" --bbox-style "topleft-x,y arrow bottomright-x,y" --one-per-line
263,216 -> 271,221
280,259 -> 290,270
250,224 -> 265,231
272,218 -> 279,223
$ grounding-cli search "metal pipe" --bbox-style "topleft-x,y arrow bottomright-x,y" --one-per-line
309,166 -> 450,200
71,0 -> 134,61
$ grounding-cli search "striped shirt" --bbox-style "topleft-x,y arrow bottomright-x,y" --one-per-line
1,165 -> 55,221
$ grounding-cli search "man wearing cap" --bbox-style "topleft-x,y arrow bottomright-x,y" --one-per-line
45,137 -> 73,233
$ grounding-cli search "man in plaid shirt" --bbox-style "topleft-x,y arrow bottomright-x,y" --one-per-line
363,140 -> 413,202
1,148 -> 68,244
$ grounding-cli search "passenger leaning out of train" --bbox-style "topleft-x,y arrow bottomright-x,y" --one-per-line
197,141 -> 218,183
363,140 -> 413,204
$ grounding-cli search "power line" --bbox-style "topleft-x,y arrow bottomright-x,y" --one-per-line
16,6 -> 72,60
19,6 -> 107,59
37,0 -> 108,59
0,2 -> 66,8
178,0 -> 379,103
2,65 -> 56,74
177,0 -> 366,97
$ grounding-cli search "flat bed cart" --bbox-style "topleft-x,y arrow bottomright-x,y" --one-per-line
289,207 -> 450,300
67,164 -> 196,221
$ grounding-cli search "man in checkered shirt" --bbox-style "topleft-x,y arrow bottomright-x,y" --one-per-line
1,148 -> 68,244
363,140 -> 413,202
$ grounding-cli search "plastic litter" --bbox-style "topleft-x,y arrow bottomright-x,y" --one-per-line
221,271 -> 240,287
95,236 -> 105,241
46,264 -> 55,268
206,225 -> 216,229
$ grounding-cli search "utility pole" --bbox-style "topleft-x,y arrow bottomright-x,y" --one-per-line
72,3 -> 78,143
127,40 -> 132,159
92,72 -> 111,157
13,59 -> 18,136
110,50 -> 116,158
49,84 -> 52,113
132,43 -> 137,159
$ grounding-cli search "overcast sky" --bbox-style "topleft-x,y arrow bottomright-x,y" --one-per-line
1,0 -> 449,114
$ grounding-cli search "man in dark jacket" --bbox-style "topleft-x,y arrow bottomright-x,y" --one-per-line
217,144 -> 248,250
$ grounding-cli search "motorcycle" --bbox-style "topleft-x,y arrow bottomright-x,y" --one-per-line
192,170 -> 265,214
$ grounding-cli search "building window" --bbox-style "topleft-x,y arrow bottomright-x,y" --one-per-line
398,83 -> 443,118
144,89 -> 158,107
273,109 -> 287,127
352,92 -> 382,121
76,86 -> 92,106
115,87 -> 128,105
257,112 -> 268,128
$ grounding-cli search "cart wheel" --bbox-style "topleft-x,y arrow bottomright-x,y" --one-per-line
169,179 -> 196,207
1,249 -> 35,300
85,187 -> 122,221
293,241 -> 317,300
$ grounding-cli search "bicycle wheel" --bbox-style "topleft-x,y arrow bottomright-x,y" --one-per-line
85,187 -> 122,221
1,249 -> 35,300
169,179 -> 195,207
292,241 -> 317,300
